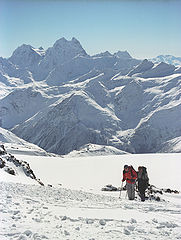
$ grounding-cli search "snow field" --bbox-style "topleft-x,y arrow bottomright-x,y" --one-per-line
1,148 -> 181,239
1,181 -> 181,240
15,153 -> 181,192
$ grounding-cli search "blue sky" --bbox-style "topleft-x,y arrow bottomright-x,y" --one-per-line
0,0 -> 181,59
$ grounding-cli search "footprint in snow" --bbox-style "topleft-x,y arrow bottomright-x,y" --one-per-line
99,219 -> 106,226
123,228 -> 131,235
86,218 -> 94,224
64,230 -> 70,236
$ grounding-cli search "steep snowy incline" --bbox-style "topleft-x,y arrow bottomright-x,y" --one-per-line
158,136 -> 181,153
128,103 -> 181,153
126,74 -> 181,153
0,128 -> 53,156
139,62 -> 176,78
45,55 -> 95,85
0,57 -> 33,90
0,86 -> 56,129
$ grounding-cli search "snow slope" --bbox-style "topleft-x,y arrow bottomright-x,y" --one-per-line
158,136 -> 181,153
0,128 -> 55,156
1,180 -> 180,240
1,145 -> 181,240
0,86 -> 56,129
0,145 -> 43,185
66,143 -> 129,157
128,60 -> 177,78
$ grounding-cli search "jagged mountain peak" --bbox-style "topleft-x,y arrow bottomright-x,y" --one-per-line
71,37 -> 81,44
35,37 -> 88,80
155,61 -> 174,67
53,36 -> 80,45
128,59 -> 176,78
53,37 -> 69,48
10,44 -> 38,57
13,43 -> 33,51
93,51 -> 112,58
151,61 -> 176,72
9,44 -> 43,68
128,59 -> 154,76
52,37 -> 87,55
114,50 -> 132,59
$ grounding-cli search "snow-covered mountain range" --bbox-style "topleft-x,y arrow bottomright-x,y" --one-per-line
0,37 -> 181,155
150,55 -> 181,67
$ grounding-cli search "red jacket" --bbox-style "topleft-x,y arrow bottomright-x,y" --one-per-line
122,166 -> 137,184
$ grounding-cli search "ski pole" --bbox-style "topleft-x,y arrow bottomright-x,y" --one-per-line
125,190 -> 128,199
119,182 -> 123,199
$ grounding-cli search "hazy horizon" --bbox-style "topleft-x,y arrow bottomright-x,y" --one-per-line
0,0 -> 181,59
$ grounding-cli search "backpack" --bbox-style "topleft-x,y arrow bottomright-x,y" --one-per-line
138,166 -> 149,183
123,165 -> 137,182
123,165 -> 136,176
130,165 -> 137,178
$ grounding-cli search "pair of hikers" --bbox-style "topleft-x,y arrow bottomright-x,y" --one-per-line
122,165 -> 149,201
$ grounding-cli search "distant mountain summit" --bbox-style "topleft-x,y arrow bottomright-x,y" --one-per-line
128,59 -> 154,76
150,55 -> 181,66
47,37 -> 88,62
9,44 -> 45,68
113,50 -> 132,59
128,59 -> 176,78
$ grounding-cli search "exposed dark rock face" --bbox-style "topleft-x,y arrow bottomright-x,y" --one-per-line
0,144 -> 44,185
